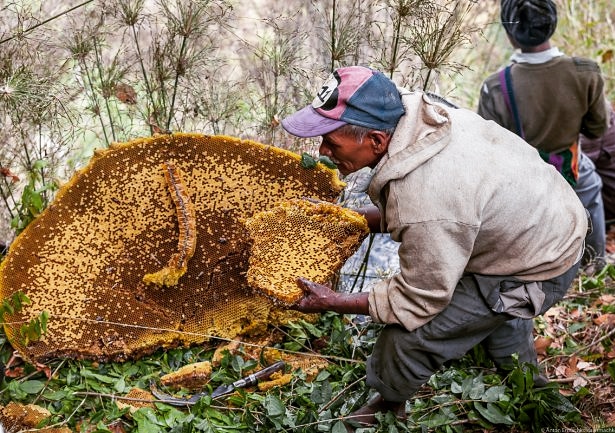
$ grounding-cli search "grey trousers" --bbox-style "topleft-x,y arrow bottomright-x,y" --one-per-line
366,260 -> 581,402
574,152 -> 606,260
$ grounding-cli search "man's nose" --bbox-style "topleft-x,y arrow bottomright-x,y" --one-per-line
318,142 -> 332,157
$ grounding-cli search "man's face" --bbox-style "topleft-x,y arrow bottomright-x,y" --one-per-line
319,128 -> 388,176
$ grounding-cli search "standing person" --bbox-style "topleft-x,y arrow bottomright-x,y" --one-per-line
580,107 -> 615,225
280,65 -> 587,430
477,0 -> 611,269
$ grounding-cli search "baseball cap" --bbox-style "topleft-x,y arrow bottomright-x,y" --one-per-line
281,66 -> 405,138
501,0 -> 557,47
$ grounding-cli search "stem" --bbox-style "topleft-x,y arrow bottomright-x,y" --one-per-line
330,0 -> 337,71
82,60 -> 110,147
0,177 -> 16,219
36,124 -> 49,207
0,0 -> 96,45
130,24 -> 155,135
93,39 -> 117,143
349,233 -> 375,293
423,68 -> 433,92
389,9 -> 403,78
166,35 -> 189,132
423,14 -> 447,91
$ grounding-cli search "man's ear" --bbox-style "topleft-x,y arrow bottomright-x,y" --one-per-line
369,130 -> 391,155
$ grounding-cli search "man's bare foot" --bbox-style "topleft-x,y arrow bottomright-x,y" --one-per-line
344,393 -> 406,431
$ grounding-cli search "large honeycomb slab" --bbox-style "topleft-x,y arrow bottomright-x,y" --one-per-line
0,133 -> 344,362
244,199 -> 368,305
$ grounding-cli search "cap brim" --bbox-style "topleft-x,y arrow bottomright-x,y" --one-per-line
281,105 -> 346,138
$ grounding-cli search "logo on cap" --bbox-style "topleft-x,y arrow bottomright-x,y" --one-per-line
313,71 -> 341,111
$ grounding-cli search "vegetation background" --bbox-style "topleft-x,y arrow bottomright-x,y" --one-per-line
1,0 -> 615,432
1,0 -> 614,246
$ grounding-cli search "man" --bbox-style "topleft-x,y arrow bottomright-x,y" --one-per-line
580,108 -> 615,224
281,65 -> 587,429
477,0 -> 610,269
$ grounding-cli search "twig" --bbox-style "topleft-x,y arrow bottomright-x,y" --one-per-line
0,0 -> 96,45
550,374 -> 611,384
569,326 -> 615,357
319,375 -> 366,412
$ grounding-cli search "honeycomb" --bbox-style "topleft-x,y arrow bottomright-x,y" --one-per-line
0,133 -> 345,362
160,361 -> 213,389
116,387 -> 156,413
257,371 -> 293,391
243,199 -> 369,305
262,347 -> 330,382
0,402 -> 71,433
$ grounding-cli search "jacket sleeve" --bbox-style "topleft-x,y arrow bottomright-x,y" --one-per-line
367,219 -> 479,331
580,81 -> 610,139
477,78 -> 515,133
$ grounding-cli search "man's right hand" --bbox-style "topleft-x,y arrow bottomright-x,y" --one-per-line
290,277 -> 370,316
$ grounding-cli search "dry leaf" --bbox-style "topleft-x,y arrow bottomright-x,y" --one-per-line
565,356 -> 579,376
554,365 -> 568,378
115,83 -> 137,105
593,313 -> 615,327
594,294 -> 615,306
534,337 -> 552,356
576,361 -> 597,371
0,167 -> 19,183
270,115 -> 280,128
572,376 -> 588,388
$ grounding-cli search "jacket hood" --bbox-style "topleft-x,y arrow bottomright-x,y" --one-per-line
368,90 -> 451,202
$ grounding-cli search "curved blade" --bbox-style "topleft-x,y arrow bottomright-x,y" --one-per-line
149,381 -> 203,406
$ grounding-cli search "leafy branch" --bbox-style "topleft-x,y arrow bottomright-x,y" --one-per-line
0,291 -> 48,347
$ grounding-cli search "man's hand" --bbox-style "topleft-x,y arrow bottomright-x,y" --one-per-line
290,277 -> 370,315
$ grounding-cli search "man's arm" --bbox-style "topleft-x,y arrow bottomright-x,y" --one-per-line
290,277 -> 369,315
353,205 -> 382,233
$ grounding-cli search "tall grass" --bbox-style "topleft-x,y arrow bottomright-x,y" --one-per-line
0,0 -> 613,247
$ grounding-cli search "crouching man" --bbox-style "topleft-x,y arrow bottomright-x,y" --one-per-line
281,66 -> 586,430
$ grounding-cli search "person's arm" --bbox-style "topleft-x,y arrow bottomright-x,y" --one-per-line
290,277 -> 369,315
352,205 -> 382,233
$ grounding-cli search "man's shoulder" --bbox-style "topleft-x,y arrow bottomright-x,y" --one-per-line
570,56 -> 601,73
479,69 -> 505,92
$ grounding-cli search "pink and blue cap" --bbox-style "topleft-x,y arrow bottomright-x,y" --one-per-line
281,66 -> 405,138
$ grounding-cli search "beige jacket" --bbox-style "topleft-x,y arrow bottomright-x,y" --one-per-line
366,90 -> 587,331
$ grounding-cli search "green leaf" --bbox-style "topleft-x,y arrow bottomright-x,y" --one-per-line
298,319 -> 324,338
39,310 -> 49,333
608,361 -> 615,380
264,394 -> 285,417
43,389 -> 69,401
133,408 -> 164,432
331,420 -> 348,433
114,376 -> 126,393
420,411 -> 456,428
314,369 -> 331,382
473,402 -> 514,425
460,374 -> 485,400
300,152 -> 317,169
482,385 -> 507,403
317,155 -> 337,169
80,368 -> 117,384
20,380 -> 45,394
32,159 -> 48,170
